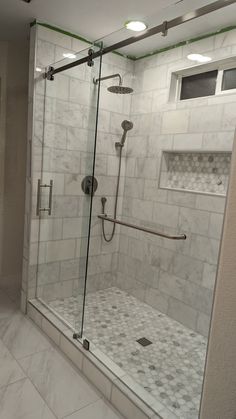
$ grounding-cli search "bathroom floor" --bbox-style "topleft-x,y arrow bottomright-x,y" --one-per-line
49,287 -> 207,419
0,287 -> 123,419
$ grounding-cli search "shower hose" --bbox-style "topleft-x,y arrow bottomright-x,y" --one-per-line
102,146 -> 122,242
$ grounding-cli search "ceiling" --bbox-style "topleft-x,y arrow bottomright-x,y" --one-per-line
0,0 -> 236,57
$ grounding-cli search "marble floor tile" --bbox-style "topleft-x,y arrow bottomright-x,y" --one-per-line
0,293 -> 124,419
0,378 -> 56,419
0,340 -> 25,388
0,312 -> 51,359
64,398 -> 124,419
0,291 -> 18,320
19,347 -> 101,419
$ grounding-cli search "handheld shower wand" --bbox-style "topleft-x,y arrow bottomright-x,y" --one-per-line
115,120 -> 134,148
101,120 -> 133,242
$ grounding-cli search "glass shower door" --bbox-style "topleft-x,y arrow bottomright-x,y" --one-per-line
35,44 -> 102,337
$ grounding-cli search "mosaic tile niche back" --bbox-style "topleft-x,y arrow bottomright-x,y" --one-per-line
160,151 -> 231,196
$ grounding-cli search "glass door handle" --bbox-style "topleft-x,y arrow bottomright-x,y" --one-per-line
36,179 -> 53,216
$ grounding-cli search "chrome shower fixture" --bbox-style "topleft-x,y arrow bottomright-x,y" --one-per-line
93,73 -> 133,94
115,120 -> 134,148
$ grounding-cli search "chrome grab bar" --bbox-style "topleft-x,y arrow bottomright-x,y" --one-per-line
98,214 -> 187,241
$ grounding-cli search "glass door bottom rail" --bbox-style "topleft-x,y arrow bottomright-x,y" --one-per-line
48,287 -> 207,419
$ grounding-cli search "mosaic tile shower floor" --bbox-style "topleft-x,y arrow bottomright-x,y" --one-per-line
48,287 -> 207,419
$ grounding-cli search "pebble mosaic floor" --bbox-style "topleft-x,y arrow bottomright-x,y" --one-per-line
48,287 -> 207,419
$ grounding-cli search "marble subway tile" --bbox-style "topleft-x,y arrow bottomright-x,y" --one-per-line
49,148 -> 81,173
144,287 -> 169,314
202,263 -> 217,290
37,262 -> 60,285
208,212 -> 224,239
190,235 -> 220,264
162,110 -> 189,134
52,196 -> 78,217
38,25 -> 72,49
144,180 -> 168,203
60,259 -> 80,281
202,131 -> 234,151
67,127 -> 92,152
183,282 -> 213,315
44,122 -> 67,149
153,202 -> 179,228
197,312 -> 211,337
195,195 -> 226,213
168,298 -> 197,330
135,158 -> 157,179
167,190 -> 196,208
178,207 -> 210,235
159,271 -> 186,301
172,133 -> 203,150
37,39 -> 55,67
142,65 -> 168,91
222,103 -> 236,130
63,217 -> 83,239
189,105 -> 223,133
131,92 -> 153,114
45,239 -> 76,263
172,253 -> 203,284
46,74 -> 69,101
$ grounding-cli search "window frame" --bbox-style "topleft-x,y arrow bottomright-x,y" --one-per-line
176,62 -> 236,101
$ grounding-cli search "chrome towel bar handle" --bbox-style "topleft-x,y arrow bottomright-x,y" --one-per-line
36,179 -> 53,216
98,214 -> 186,241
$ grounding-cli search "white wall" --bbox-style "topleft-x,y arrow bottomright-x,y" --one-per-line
0,40 -> 29,297
200,130 -> 236,419
0,42 -> 7,283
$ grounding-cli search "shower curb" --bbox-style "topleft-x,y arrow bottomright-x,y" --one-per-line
27,299 -> 170,419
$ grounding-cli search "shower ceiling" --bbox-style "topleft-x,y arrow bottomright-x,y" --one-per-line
0,0 -> 236,57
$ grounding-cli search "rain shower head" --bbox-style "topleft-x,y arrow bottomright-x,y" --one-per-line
94,73 -> 133,94
108,85 -> 133,94
115,120 -> 134,148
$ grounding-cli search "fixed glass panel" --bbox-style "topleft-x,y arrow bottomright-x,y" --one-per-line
222,67 -> 236,91
36,44 -> 102,336
80,29 -> 233,419
180,70 -> 218,100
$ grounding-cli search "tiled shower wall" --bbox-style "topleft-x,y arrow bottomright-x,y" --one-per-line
22,24 -> 132,305
22,23 -> 236,337
117,30 -> 236,335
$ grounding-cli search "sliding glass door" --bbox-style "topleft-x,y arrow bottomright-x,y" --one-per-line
35,44 -> 102,336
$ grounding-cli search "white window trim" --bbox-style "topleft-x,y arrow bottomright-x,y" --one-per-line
175,61 -> 236,101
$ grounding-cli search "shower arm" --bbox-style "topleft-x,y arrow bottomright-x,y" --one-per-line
94,74 -> 122,85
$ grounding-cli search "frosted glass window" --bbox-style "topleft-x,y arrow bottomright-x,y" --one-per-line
222,68 -> 236,91
180,70 -> 218,100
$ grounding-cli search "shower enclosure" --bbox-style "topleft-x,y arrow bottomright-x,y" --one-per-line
26,2 -> 236,418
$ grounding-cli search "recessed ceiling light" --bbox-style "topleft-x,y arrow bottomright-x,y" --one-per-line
63,52 -> 76,59
35,67 -> 42,72
125,21 -> 147,32
187,54 -> 212,63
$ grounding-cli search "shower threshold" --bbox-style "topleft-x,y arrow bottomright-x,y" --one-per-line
28,287 -> 207,419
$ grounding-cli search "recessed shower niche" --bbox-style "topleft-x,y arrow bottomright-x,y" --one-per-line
159,151 -> 231,196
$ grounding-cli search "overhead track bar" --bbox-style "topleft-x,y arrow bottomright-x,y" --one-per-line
46,0 -> 236,79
